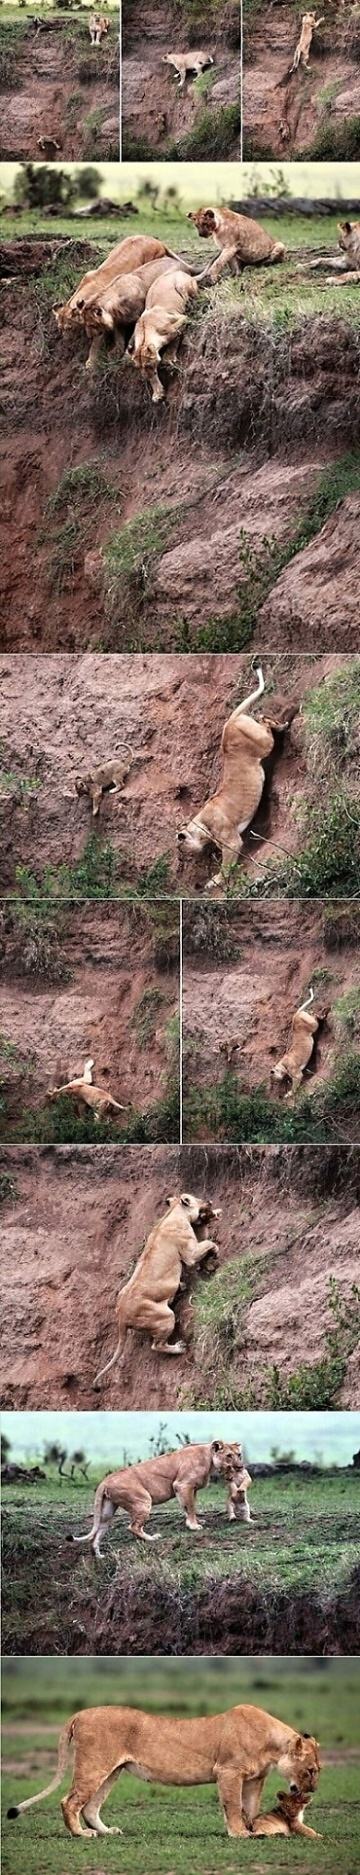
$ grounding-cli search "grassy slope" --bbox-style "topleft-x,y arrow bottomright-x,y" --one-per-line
3,1469 -> 360,1606
2,1658 -> 360,1873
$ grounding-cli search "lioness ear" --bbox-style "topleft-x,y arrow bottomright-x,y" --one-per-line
165,1194 -> 177,1207
294,1736 -> 305,1755
179,1193 -> 193,1209
211,1439 -> 221,1452
342,221 -> 351,233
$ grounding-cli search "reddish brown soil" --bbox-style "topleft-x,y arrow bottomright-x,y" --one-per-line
0,903 -> 179,1139
0,1141 -> 359,1409
0,14 -> 119,161
1,234 -> 359,653
122,0 -> 240,158
183,900 -> 360,1135
243,2 -> 360,157
0,651 -> 347,896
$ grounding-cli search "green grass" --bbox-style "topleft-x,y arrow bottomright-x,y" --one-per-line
231,791 -> 360,900
191,1259 -> 360,1409
7,1074 -> 180,1145
39,463 -> 117,596
168,103 -> 240,161
183,1049 -> 360,1144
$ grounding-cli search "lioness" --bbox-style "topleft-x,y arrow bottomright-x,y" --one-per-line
162,49 -> 214,88
289,12 -> 324,71
89,13 -> 110,42
8,1703 -> 320,1839
79,256 -> 186,371
271,987 -> 319,1097
177,661 -> 295,891
130,268 -> 199,402
75,759 -> 131,817
252,1788 -> 321,1837
53,235 -> 187,339
188,205 -> 285,282
94,1191 -> 221,1383
48,1057 -> 126,1122
68,1439 -> 247,1551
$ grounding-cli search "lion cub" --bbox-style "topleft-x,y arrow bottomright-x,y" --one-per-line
253,1789 -> 321,1838
75,758 -> 131,818
271,987 -> 319,1097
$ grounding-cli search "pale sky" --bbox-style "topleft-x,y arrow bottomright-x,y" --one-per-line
3,1410 -> 359,1466
1,161 -> 360,205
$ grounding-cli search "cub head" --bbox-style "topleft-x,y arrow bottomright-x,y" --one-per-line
74,775 -> 90,799
279,1733 -> 320,1795
188,207 -> 216,238
277,1789 -> 311,1821
210,1440 -> 244,1478
338,219 -> 359,257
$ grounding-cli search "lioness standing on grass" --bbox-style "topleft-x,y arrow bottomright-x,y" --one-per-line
8,1703 -> 320,1839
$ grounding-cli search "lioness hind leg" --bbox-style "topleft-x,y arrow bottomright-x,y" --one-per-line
148,1303 -> 186,1355
129,1489 -> 161,1541
62,1794 -> 96,1837
83,1770 -> 123,1835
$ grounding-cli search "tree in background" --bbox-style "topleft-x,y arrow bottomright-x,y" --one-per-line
74,166 -> 101,201
14,165 -> 76,212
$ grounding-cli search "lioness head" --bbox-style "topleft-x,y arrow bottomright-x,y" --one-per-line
279,1733 -> 320,1795
188,208 -> 216,238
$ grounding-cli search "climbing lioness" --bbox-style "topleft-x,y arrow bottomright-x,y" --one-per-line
68,1439 -> 248,1551
130,267 -> 199,402
177,661 -> 296,890
162,49 -> 214,88
289,11 -> 324,72
94,1190 -> 221,1383
271,988 -> 320,1097
48,1057 -> 126,1121
8,1703 -> 320,1839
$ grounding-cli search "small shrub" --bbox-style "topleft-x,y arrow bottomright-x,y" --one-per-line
267,1279 -> 360,1409
133,988 -> 164,1046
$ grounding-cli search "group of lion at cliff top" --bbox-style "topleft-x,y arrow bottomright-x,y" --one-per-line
53,205 -> 360,402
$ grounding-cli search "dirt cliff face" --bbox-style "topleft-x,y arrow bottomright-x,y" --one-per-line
0,902 -> 179,1141
243,2 -> 360,158
183,900 -> 360,1139
1,222 -> 359,654
0,1142 -> 359,1410
122,0 -> 240,158
0,13 -> 119,161
0,651 -> 353,896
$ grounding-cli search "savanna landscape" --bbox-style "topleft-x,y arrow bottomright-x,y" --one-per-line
183,899 -> 360,1141
1,1141 -> 359,1410
2,1655 -> 360,1875
1,652 -> 359,900
122,0 -> 240,161
2,1410 -> 360,1654
244,0 -> 360,159
1,169 -> 360,658
0,6 -> 119,161
0,900 -> 180,1142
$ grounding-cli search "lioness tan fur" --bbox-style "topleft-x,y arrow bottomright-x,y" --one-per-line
253,1789 -> 321,1838
290,12 -> 324,72
69,1439 -> 247,1552
48,1057 -> 126,1121
271,988 -> 319,1097
75,759 -> 131,817
162,49 -> 214,88
330,219 -> 360,284
130,268 -> 199,402
53,236 -> 181,338
94,1191 -> 221,1384
188,205 -> 285,282
8,1703 -> 320,1839
79,256 -> 186,372
177,661 -> 294,891
89,13 -> 110,43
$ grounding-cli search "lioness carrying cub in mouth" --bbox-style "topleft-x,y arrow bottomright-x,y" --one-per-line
8,1701 -> 320,1839
68,1439 -> 249,1551
94,1190 -> 221,1384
